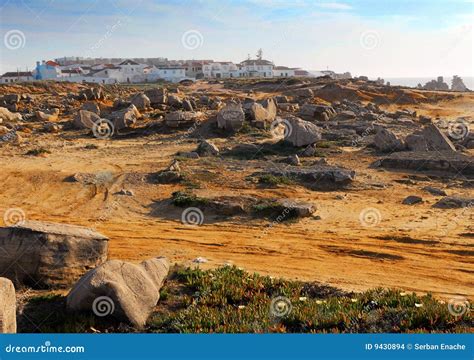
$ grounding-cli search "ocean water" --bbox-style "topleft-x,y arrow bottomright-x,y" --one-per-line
381,76 -> 474,90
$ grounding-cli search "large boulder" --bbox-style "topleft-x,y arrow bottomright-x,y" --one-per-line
67,257 -> 169,328
167,94 -> 182,108
74,110 -> 101,129
0,221 -> 108,288
35,108 -> 59,122
0,107 -> 22,122
79,87 -> 104,101
284,116 -> 322,147
3,94 -> 21,104
406,124 -> 456,152
165,111 -> 202,128
285,88 -> 314,99
196,140 -> 219,156
373,127 -> 406,152
217,103 -> 245,131
299,104 -> 336,122
130,93 -> 150,111
248,98 -> 277,128
144,88 -> 167,105
433,196 -> 473,209
0,278 -> 16,333
81,101 -> 101,115
109,105 -> 141,130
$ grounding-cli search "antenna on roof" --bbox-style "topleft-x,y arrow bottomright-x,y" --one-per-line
247,53 -> 250,60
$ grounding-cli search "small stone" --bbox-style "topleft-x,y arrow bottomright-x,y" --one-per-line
402,195 -> 423,205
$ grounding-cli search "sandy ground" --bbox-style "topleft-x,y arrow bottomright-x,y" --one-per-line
0,88 -> 472,301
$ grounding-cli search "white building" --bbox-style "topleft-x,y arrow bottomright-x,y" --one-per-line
148,66 -> 186,83
273,66 -> 297,77
239,59 -> 274,78
203,62 -> 242,78
0,71 -> 34,83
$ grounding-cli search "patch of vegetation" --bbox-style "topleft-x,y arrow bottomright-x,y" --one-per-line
84,144 -> 99,150
18,267 -> 471,333
171,191 -> 209,207
252,200 -> 300,220
258,174 -> 294,186
149,266 -> 472,333
238,123 -> 272,138
181,179 -> 201,189
315,141 -> 335,148
25,148 -> 51,156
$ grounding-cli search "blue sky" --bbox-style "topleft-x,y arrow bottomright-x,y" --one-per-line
0,0 -> 472,77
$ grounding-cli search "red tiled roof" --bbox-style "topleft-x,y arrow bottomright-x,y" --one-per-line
46,60 -> 59,67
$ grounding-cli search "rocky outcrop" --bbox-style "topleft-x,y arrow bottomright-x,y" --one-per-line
196,140 -> 219,156
217,103 -> 245,131
0,221 -> 108,288
81,101 -> 101,115
130,93 -> 150,111
144,88 -> 167,105
0,107 -> 22,122
248,98 -> 277,128
74,110 -> 101,129
422,76 -> 449,91
372,151 -> 474,176
164,111 -> 202,128
260,164 -> 356,190
35,108 -> 59,122
67,257 -> 169,327
405,124 -> 456,152
451,76 -> 468,92
109,104 -> 141,130
0,278 -> 16,333
433,196 -> 474,209
79,87 -> 104,101
284,116 -> 322,147
299,104 -> 336,122
373,127 -> 406,152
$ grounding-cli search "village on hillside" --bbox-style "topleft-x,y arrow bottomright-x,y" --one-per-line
0,49 -> 353,85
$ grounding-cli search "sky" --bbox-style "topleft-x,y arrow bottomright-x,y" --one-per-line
0,0 -> 472,77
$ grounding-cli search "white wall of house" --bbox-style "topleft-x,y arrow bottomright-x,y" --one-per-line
1,75 -> 34,83
273,68 -> 296,77
147,67 -> 186,83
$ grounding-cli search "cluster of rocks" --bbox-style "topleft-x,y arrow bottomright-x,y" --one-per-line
0,220 -> 171,332
419,76 -> 470,92
373,123 -> 457,153
171,191 -> 316,219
